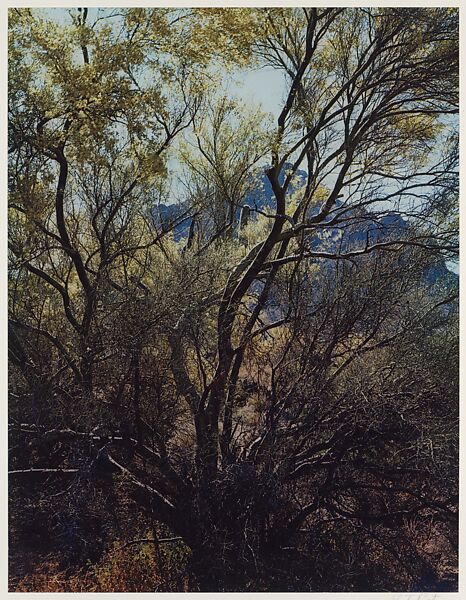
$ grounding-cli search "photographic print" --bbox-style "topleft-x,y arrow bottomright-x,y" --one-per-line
8,6 -> 459,592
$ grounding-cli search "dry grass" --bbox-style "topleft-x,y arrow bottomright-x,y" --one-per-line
12,538 -> 190,592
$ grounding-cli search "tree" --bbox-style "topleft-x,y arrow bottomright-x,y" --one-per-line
9,7 -> 458,592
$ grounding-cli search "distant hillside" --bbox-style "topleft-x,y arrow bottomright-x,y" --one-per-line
153,167 -> 457,287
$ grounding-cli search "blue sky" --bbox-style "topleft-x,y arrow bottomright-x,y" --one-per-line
238,67 -> 286,120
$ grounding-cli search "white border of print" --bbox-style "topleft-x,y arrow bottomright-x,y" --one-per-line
0,2 -> 463,600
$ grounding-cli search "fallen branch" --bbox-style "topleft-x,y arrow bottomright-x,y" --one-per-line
105,453 -> 176,512
119,537 -> 183,549
9,468 -> 79,476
